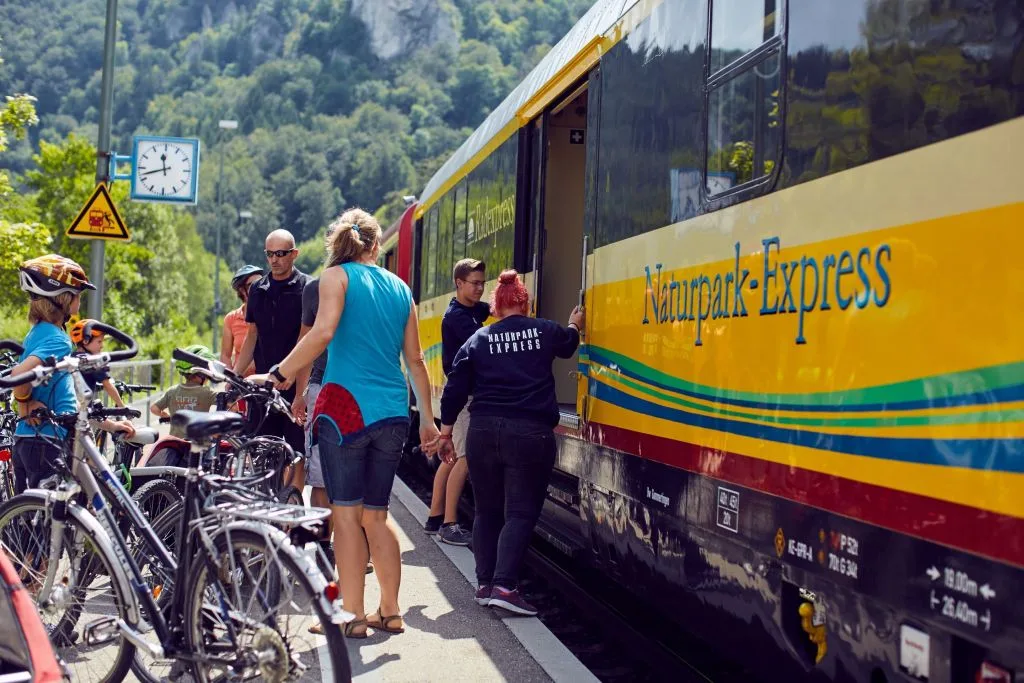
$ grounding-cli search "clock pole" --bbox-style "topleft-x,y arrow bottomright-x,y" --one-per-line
212,119 -> 238,351
89,0 -> 118,319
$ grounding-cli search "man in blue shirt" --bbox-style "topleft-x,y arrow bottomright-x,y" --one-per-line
425,259 -> 490,546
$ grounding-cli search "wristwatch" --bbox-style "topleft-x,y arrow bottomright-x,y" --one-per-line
268,364 -> 287,383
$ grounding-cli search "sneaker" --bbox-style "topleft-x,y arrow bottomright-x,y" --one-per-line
423,515 -> 443,535
488,586 -> 538,616
439,523 -> 472,547
475,584 -> 492,606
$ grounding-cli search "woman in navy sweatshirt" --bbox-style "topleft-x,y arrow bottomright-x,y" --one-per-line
436,269 -> 584,616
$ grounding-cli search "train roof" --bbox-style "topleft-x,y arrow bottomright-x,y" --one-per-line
415,0 -> 632,219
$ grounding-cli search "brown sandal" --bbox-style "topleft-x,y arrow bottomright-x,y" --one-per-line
342,618 -> 369,639
367,609 -> 404,634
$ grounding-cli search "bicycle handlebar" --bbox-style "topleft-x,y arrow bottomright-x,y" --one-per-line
116,382 -> 156,393
172,347 -> 295,422
171,347 -> 211,370
91,406 -> 141,420
0,324 -> 139,390
0,368 -> 41,388
0,340 -> 24,355
91,323 -> 138,362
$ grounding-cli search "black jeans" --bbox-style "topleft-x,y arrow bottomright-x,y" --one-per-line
13,437 -> 62,493
465,415 -> 556,589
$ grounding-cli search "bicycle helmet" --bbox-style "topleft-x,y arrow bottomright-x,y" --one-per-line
231,265 -> 264,291
19,254 -> 96,297
175,344 -> 217,375
70,318 -> 103,345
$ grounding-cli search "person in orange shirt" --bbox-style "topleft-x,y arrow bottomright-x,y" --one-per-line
220,265 -> 263,376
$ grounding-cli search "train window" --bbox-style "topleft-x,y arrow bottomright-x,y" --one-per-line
592,0 -> 707,246
421,205 -> 438,299
705,0 -> 783,198
710,0 -> 781,75
465,136 -> 517,273
706,51 -> 781,194
453,178 -> 468,265
436,193 -> 455,296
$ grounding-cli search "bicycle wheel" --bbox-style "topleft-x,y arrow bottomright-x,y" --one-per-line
0,494 -> 137,683
131,477 -> 182,521
130,500 -> 185,683
184,526 -> 349,682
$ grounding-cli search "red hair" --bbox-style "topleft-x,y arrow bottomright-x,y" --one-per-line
490,269 -> 529,316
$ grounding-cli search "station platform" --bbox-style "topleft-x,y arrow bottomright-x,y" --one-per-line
125,407 -> 597,682
336,478 -> 597,682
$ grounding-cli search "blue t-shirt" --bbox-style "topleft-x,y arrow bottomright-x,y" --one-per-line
15,322 -> 77,439
314,263 -> 412,440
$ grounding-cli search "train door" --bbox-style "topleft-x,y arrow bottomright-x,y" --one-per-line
531,83 -> 591,425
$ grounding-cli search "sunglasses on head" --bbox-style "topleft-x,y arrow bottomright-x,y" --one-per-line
265,249 -> 296,258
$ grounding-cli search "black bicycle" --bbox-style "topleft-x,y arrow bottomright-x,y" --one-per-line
0,339 -> 24,503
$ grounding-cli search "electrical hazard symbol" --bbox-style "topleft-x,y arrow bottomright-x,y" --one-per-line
66,184 -> 131,241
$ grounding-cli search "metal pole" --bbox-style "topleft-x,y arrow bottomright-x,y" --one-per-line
212,141 -> 224,350
89,0 -> 118,319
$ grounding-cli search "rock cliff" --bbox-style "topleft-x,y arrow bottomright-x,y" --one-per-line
350,0 -> 458,60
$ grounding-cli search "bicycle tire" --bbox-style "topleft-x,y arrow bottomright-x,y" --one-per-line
129,499 -> 184,683
0,493 -> 137,683
183,526 -> 349,682
131,477 -> 182,521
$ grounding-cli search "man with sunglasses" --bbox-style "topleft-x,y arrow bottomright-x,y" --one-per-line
233,230 -> 312,473
425,258 -> 490,546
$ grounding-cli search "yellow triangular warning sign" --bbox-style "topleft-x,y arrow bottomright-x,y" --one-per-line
66,184 -> 131,241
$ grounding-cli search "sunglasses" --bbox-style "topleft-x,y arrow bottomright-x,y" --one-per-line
265,249 -> 296,258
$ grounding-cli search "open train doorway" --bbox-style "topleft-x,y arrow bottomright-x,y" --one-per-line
534,84 -> 589,417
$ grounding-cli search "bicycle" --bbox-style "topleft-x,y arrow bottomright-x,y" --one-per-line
0,339 -> 25,503
0,324 -> 351,683
92,381 -> 155,461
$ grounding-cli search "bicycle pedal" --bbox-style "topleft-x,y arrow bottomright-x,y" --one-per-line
83,616 -> 119,646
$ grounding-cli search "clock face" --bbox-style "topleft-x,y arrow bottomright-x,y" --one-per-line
135,141 -> 195,198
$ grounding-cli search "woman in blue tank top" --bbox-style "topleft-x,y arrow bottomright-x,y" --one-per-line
256,208 -> 439,638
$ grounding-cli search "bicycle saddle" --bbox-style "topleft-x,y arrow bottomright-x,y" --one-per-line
170,410 -> 245,443
124,427 -> 159,446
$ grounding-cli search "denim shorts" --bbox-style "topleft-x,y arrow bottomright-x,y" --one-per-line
317,420 -> 407,509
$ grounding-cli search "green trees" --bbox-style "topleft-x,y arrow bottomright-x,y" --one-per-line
1,132 -> 233,356
0,1 -> 592,270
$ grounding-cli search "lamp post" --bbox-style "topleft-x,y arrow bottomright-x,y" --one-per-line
89,0 -> 119,319
211,119 -> 238,351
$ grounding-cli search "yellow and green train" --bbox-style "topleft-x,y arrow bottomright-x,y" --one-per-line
383,0 -> 1024,679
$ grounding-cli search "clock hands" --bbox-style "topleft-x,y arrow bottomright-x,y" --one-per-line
140,154 -> 170,177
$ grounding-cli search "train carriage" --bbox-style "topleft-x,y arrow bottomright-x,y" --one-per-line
401,0 -> 1024,680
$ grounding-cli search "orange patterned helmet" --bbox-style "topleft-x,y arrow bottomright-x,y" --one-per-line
70,318 -> 103,345
19,254 -> 96,298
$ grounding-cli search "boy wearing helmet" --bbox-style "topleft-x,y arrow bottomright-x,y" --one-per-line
150,345 -> 219,420
220,265 -> 263,377
8,255 -> 98,491
71,319 -> 127,408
